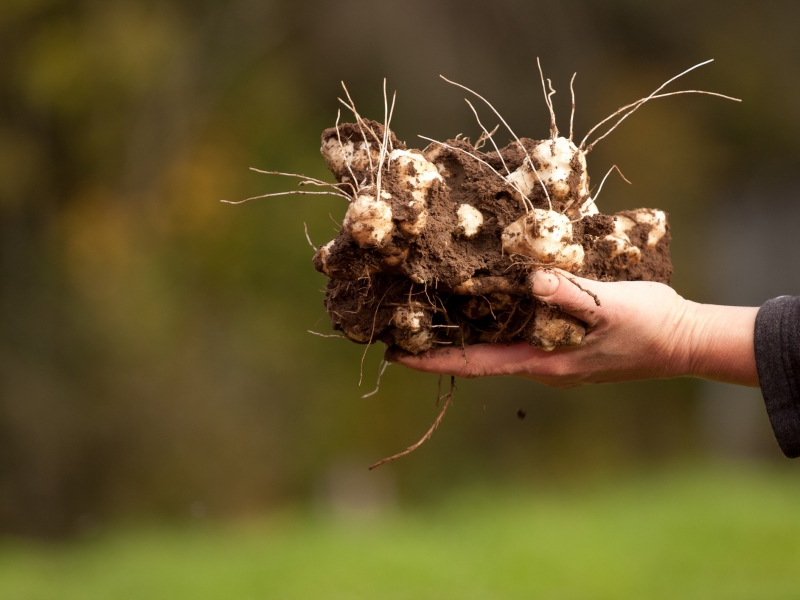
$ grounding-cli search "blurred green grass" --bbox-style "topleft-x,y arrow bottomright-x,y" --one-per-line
2,465 -> 799,600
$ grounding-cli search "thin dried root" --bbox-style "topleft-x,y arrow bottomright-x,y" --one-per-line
361,360 -> 390,399
580,59 -> 741,151
307,330 -> 346,339
438,75 -> 551,210
474,123 -> 500,152
374,78 -> 397,205
572,164 -> 631,215
537,57 -> 558,139
303,222 -> 318,252
369,376 -> 455,470
221,190 -> 350,204
248,168 -> 351,195
569,72 -> 576,142
465,100 -> 510,175
556,272 -> 601,307
585,89 -> 741,152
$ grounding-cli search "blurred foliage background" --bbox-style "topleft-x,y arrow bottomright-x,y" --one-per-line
2,0 -> 800,568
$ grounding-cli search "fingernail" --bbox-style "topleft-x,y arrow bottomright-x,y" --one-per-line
531,270 -> 560,298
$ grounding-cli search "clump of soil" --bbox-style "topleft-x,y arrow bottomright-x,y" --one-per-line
313,118 -> 672,355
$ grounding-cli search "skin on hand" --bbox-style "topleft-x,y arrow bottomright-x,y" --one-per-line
388,269 -> 759,388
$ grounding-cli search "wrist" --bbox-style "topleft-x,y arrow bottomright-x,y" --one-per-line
679,302 -> 759,386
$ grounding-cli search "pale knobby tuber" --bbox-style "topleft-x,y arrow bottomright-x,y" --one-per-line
501,208 -> 585,271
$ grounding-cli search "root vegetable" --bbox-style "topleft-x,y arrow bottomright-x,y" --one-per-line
631,208 -> 667,247
604,215 -> 641,262
501,209 -> 585,271
392,307 -> 435,353
320,120 -> 402,184
313,239 -> 336,276
342,190 -> 394,248
395,330 -> 435,353
389,149 -> 442,204
377,244 -> 409,269
392,306 -> 428,331
321,136 -> 377,183
526,305 -> 586,351
505,137 -> 588,203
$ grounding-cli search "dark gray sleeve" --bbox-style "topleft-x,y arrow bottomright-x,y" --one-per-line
755,296 -> 800,458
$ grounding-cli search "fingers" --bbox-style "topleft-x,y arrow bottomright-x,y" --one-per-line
388,342 -> 547,378
529,269 -> 606,327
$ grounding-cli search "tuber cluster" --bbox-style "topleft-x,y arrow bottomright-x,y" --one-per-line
313,119 -> 671,355
297,62 -> 739,358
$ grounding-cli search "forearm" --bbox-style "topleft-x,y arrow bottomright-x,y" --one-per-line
680,302 -> 759,386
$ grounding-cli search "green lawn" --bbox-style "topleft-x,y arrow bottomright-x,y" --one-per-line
2,466 -> 800,599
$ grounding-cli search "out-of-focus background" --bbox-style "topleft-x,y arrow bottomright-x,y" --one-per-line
3,0 -> 800,597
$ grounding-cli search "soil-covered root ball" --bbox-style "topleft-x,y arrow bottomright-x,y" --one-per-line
312,121 -> 673,355
300,65 -> 739,358
228,63 -> 740,362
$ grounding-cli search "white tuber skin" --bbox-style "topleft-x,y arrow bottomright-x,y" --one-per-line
316,239 -> 336,275
392,306 -> 426,331
421,144 -> 453,177
531,309 -> 585,352
631,208 -> 667,247
389,149 -> 442,204
531,137 -> 588,199
501,208 -> 585,271
389,149 -> 441,238
392,306 -> 434,354
391,306 -> 435,354
505,137 -> 588,202
396,330 -> 434,354
567,197 -> 600,220
320,137 -> 378,183
343,190 -> 394,247
601,209 -> 667,262
456,204 -> 484,238
604,215 -> 641,262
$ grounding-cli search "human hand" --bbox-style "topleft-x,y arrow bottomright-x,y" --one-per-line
388,270 -> 759,388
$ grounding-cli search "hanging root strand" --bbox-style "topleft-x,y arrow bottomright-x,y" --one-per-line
303,222 -> 318,252
369,376 -> 456,470
362,360 -> 390,399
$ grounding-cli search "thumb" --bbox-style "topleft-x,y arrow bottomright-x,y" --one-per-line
529,269 -> 605,326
